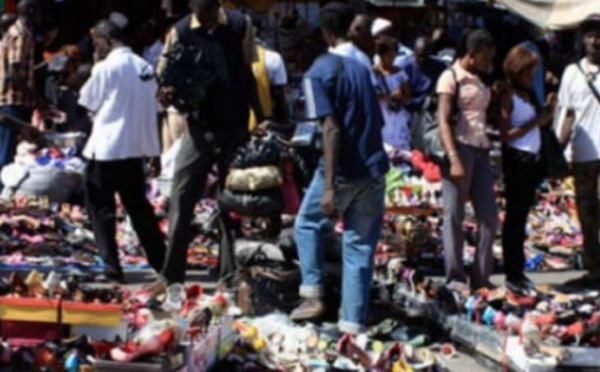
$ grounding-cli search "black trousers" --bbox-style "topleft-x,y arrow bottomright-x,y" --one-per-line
85,158 -> 166,277
572,161 -> 600,274
161,124 -> 247,284
501,147 -> 543,282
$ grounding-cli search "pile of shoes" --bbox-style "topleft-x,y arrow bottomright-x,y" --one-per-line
0,196 -> 222,272
0,198 -> 151,270
0,270 -> 124,303
382,175 -> 584,274
442,282 -> 600,351
223,314 -> 453,372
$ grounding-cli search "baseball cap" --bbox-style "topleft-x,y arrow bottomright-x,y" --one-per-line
371,18 -> 392,37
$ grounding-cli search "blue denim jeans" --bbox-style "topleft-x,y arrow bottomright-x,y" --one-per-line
294,170 -> 385,334
0,105 -> 32,188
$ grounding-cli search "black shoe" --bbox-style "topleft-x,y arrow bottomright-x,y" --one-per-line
471,280 -> 497,291
562,273 -> 600,290
506,275 -> 536,294
95,272 -> 125,285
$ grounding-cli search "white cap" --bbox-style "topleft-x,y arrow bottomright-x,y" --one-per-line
110,12 -> 129,29
371,18 -> 392,36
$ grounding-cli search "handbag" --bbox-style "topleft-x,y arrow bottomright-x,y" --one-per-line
540,126 -> 569,179
218,188 -> 284,217
225,166 -> 282,192
411,68 -> 459,163
234,245 -> 301,316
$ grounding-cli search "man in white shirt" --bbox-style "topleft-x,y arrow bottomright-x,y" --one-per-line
557,14 -> 600,289
79,20 -> 166,284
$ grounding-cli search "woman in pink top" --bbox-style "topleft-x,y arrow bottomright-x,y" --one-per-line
437,29 -> 498,291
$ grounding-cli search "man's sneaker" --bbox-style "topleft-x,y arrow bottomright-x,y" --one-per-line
290,298 -> 325,321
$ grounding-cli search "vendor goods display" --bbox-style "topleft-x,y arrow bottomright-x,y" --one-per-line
0,196 -> 223,272
0,272 -> 234,372
222,314 -> 453,372
1,142 -> 85,203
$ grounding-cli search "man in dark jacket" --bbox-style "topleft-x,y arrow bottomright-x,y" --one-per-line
154,0 -> 260,287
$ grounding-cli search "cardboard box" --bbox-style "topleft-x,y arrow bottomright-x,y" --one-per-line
184,323 -> 222,372
61,301 -> 123,327
1,321 -> 65,340
0,297 -> 60,323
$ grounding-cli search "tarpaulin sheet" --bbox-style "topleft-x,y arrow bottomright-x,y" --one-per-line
497,0 -> 599,30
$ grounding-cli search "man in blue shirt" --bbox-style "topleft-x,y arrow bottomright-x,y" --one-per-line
399,36 -> 447,113
289,2 -> 388,335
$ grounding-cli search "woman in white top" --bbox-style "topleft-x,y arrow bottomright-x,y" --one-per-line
374,41 -> 412,156
497,45 -> 554,291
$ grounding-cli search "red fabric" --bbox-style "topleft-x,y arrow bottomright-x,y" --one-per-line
5,0 -> 16,13
411,150 -> 442,182
281,160 -> 300,215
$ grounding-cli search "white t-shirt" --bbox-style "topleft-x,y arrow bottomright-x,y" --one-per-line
509,94 -> 540,154
79,47 -> 161,161
557,58 -> 600,163
329,42 -> 378,86
264,48 -> 287,86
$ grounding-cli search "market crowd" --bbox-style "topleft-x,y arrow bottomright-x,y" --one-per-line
2,0 -> 600,336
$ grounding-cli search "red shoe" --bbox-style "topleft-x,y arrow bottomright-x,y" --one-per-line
110,328 -> 176,362
535,313 -> 557,327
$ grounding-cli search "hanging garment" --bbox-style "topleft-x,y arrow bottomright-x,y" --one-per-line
249,46 -> 273,131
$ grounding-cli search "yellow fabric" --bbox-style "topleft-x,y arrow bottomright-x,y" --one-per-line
190,8 -> 228,29
249,46 -> 273,131
222,0 -> 236,9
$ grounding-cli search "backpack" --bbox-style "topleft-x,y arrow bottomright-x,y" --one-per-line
411,68 -> 459,163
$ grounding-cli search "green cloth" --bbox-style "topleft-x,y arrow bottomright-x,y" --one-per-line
385,166 -> 405,194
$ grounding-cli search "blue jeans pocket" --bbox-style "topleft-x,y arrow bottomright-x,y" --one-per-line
334,177 -> 385,220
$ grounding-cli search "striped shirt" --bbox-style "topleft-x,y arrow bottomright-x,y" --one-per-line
0,19 -> 35,107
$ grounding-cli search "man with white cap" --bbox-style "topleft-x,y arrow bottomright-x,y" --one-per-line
372,17 -> 413,66
109,12 -> 129,30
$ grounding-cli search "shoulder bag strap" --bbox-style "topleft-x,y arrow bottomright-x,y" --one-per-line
449,68 -> 460,120
577,61 -> 600,105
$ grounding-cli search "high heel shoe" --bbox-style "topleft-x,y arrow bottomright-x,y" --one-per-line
110,328 -> 177,362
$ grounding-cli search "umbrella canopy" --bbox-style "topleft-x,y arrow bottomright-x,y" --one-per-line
365,0 -> 426,7
497,0 -> 599,30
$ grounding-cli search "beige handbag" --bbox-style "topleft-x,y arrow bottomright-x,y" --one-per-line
226,166 -> 282,192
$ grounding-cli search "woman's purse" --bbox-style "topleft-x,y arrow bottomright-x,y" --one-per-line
540,126 -> 569,179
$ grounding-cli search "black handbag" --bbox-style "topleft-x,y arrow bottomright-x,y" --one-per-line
218,188 -> 284,217
540,126 -> 569,179
234,245 -> 301,316
411,68 -> 459,163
